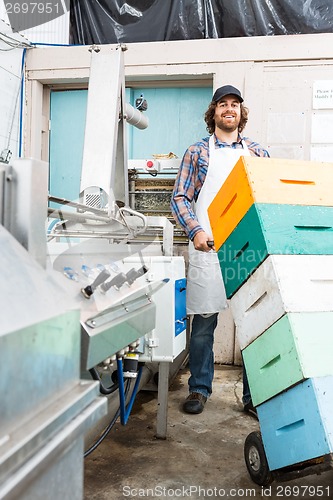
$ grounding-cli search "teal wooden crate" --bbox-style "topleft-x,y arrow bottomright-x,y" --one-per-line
243,312 -> 333,406
218,203 -> 333,298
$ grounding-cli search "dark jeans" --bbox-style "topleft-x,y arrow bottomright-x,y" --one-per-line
188,313 -> 251,404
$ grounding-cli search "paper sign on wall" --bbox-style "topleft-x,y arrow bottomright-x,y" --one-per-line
313,81 -> 333,109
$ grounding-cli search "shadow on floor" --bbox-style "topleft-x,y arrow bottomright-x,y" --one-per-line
84,365 -> 333,500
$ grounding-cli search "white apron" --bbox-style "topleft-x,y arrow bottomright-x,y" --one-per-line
186,135 -> 250,315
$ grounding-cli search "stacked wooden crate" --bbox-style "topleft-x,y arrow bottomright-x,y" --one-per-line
208,156 -> 333,471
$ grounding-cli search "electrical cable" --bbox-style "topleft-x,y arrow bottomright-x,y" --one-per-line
18,48 -> 26,158
89,367 -> 120,395
83,377 -> 131,458
0,43 -> 26,160
0,31 -> 31,49
83,408 -> 120,458
4,53 -> 24,155
0,44 -> 15,51
46,217 -> 61,235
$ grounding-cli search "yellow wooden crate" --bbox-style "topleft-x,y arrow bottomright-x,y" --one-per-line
208,156 -> 333,250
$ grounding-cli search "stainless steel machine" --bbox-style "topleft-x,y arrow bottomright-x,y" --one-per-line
47,46 -> 186,376
46,44 -> 187,438
0,160 -> 107,499
0,44 -> 186,498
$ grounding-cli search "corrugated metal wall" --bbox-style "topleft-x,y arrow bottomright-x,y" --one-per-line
0,18 -> 24,160
17,11 -> 70,45
0,1 -> 10,25
0,0 -> 70,160
0,0 -> 70,44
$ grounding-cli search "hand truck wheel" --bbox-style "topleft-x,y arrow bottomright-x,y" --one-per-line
244,431 -> 274,486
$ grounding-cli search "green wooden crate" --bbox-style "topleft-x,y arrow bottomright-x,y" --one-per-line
218,203 -> 333,298
243,312 -> 333,406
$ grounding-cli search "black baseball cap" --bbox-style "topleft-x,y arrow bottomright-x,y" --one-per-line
212,85 -> 243,103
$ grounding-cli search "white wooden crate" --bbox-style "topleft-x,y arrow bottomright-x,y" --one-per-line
231,255 -> 333,350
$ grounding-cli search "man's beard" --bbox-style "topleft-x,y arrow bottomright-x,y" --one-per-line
215,116 -> 240,133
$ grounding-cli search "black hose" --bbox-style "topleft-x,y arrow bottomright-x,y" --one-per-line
89,367 -> 119,395
83,378 -> 131,458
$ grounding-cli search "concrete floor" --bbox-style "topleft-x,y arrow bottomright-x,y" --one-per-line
84,365 -> 333,500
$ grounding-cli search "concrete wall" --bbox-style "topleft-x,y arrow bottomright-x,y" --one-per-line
23,33 -> 333,364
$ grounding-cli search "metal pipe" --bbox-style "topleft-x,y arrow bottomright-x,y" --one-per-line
131,209 -> 173,213
128,191 -> 173,194
47,231 -> 130,240
129,178 -> 136,209
48,195 -> 108,216
124,103 -> 149,130
47,207 -> 112,223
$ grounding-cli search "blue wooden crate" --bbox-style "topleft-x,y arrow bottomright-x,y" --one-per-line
257,376 -> 333,471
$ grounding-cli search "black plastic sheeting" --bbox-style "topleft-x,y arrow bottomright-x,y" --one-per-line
70,0 -> 333,45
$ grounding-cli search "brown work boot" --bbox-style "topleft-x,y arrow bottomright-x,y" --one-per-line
183,392 -> 207,414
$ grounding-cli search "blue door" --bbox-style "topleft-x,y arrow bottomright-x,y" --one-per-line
49,89 -> 88,204
127,87 -> 212,158
49,86 -> 212,202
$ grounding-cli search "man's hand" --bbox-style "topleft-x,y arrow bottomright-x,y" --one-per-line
193,231 -> 215,252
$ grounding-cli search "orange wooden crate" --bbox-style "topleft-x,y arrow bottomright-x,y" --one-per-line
208,156 -> 333,251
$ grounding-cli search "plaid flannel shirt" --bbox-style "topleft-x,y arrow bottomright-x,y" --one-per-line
171,134 -> 270,240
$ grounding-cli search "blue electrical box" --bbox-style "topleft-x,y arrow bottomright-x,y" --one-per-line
175,278 -> 186,336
